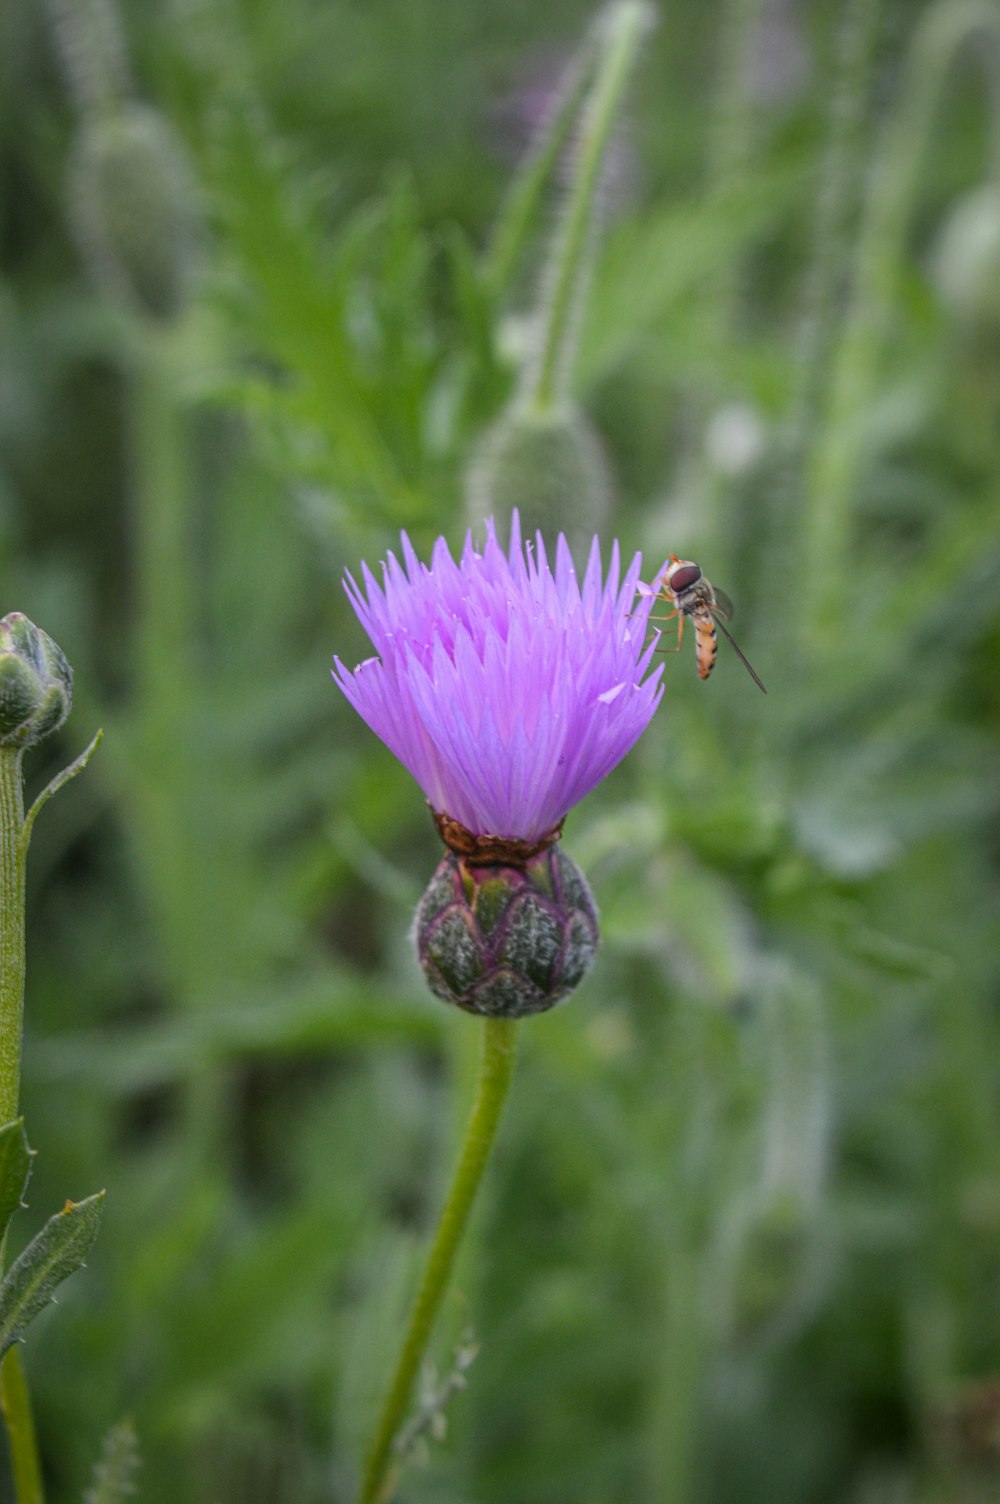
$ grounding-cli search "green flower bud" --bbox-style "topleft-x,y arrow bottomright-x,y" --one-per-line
466,402 -> 612,554
932,185 -> 1000,329
0,614 -> 73,748
414,843 -> 599,1018
69,103 -> 202,323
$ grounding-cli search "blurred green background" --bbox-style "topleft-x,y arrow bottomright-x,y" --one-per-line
2,0 -> 1000,1499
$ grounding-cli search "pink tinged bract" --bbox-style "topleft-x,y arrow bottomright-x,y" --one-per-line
332,514 -> 665,842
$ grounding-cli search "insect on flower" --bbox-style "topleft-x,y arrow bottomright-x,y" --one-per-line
332,516 -> 666,1017
640,556 -> 767,693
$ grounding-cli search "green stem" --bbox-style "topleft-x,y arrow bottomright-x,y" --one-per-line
757,0 -> 882,687
0,750 -> 25,1127
0,1352 -> 43,1504
526,1 -> 650,414
643,1240 -> 704,1504
484,47 -> 596,301
0,749 -> 44,1502
357,1017 -> 519,1504
44,0 -> 129,117
703,0 -> 761,333
802,0 -> 1000,647
697,0 -> 764,569
130,331 -> 196,735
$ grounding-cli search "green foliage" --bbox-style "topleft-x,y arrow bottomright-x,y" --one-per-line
84,1419 -> 140,1504
0,1191 -> 104,1358
0,1121 -> 32,1244
2,0 -> 999,1499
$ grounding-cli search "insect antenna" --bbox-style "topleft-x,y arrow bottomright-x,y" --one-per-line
714,617 -> 767,693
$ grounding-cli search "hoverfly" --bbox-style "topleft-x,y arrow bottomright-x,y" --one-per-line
641,556 -> 767,693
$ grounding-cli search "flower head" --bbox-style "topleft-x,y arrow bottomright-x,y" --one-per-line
0,614 -> 73,748
332,515 -> 663,841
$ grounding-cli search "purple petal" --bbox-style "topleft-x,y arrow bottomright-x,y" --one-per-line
331,514 -> 667,840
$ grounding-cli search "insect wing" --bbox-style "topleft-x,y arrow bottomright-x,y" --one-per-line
712,586 -> 735,621
712,613 -> 767,693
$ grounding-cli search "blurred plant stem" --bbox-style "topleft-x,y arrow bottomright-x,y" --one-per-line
357,1017 -> 518,1504
127,327 -> 230,1173
704,0 -> 761,320
759,0 -> 882,693
483,46 -> 595,302
802,0 -> 1000,647
0,751 -> 26,1127
131,330 -> 197,746
524,0 -> 651,415
698,0 -> 763,565
643,1239 -> 704,1504
0,1351 -> 43,1504
0,750 -> 41,1504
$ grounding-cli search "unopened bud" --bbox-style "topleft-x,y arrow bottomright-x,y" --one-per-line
69,103 -> 201,322
415,840 -> 599,1018
932,185 -> 1000,329
0,615 -> 73,748
466,402 -> 611,554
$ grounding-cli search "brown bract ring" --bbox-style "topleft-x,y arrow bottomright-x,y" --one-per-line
431,807 -> 565,868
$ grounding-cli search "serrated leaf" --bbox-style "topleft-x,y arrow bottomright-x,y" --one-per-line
0,1120 -> 32,1244
0,1191 -> 105,1356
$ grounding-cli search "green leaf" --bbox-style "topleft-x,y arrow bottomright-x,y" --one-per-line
0,1191 -> 105,1357
0,1120 -> 32,1245
21,727 -> 104,853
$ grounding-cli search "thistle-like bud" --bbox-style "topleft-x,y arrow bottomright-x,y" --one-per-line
0,614 -> 73,749
69,103 -> 201,323
932,185 -> 1000,330
414,820 -> 599,1018
465,402 -> 611,554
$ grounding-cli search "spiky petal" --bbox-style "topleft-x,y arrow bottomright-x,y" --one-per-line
333,515 -> 663,842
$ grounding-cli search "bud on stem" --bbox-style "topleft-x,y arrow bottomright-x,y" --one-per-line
0,615 -> 72,751
525,1 -> 653,414
466,401 -> 611,559
414,815 -> 599,1017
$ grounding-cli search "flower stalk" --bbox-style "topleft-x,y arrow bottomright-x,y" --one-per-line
357,1016 -> 519,1504
335,519 -> 665,1493
0,746 -> 41,1504
525,0 -> 651,415
0,750 -> 26,1129
0,617 -> 101,1503
483,47 -> 597,302
801,0 -> 1000,646
0,1347 -> 43,1504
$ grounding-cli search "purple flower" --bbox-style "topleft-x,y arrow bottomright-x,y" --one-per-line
332,515 -> 664,842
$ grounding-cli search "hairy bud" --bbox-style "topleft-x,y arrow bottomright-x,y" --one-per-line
414,843 -> 599,1018
465,402 -> 611,554
932,185 -> 1000,329
0,614 -> 73,748
69,103 -> 201,322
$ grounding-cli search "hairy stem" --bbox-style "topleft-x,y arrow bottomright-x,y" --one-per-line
758,0 -> 882,690
357,1017 -> 519,1504
0,751 -> 25,1126
802,0 -> 1000,646
525,1 -> 650,414
0,1352 -> 43,1504
484,46 -> 597,301
0,749 -> 44,1502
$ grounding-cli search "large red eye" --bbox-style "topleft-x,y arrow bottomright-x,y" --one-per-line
669,563 -> 701,592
